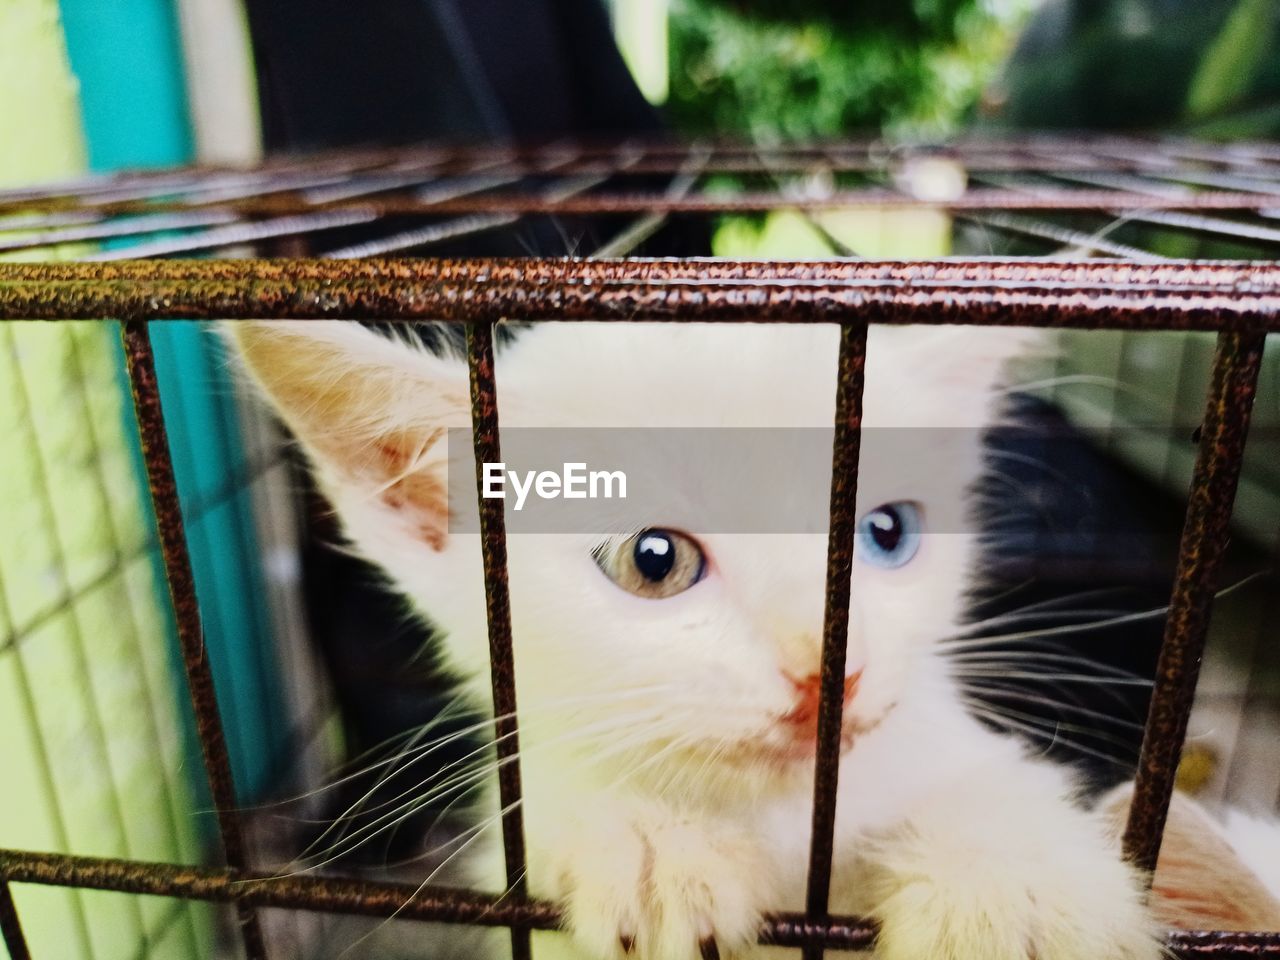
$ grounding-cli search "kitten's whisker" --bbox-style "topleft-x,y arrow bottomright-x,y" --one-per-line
235,695 -> 479,811
985,448 -> 1080,488
943,604 -> 1172,647
982,471 -> 1045,518
959,679 -> 1145,732
298,710 -> 666,866
574,722 -> 683,771
293,717 -> 517,862
375,792 -> 519,870
958,607 -> 1135,632
961,700 -> 1136,769
292,753 -> 525,873
296,762 -> 502,870
375,762 -> 519,872
947,649 -> 1150,681
1000,373 -> 1155,403
290,722 -> 483,859
615,732 -> 703,792
333,799 -> 522,960
966,694 -> 1137,752
951,667 -> 1153,687
964,584 -> 1148,624
290,685 -> 678,851
953,570 -> 1265,650
310,730 -> 521,839
952,658 -> 1145,715
966,575 -> 1039,611
681,734 -> 734,798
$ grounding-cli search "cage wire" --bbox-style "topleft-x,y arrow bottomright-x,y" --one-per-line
0,137 -> 1278,959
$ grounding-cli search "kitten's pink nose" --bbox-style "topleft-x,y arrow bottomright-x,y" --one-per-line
781,669 -> 862,731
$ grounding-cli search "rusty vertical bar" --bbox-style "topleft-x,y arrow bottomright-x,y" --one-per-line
466,321 -> 532,960
1123,330 -> 1267,875
804,322 -> 869,960
0,881 -> 32,960
118,320 -> 267,960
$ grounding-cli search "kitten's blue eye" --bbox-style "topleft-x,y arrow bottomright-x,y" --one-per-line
856,502 -> 922,569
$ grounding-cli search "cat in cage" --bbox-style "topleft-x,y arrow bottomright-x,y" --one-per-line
231,318 -> 1278,960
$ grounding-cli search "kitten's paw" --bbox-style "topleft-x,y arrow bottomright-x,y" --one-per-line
556,818 -> 769,960
872,851 -> 1159,960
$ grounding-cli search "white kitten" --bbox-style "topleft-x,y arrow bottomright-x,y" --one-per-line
232,320 -> 1158,960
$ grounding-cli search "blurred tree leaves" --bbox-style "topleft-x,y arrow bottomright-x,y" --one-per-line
693,0 -> 972,41
665,0 -> 1280,140
666,0 -> 1034,138
990,0 -> 1280,138
1185,0 -> 1278,120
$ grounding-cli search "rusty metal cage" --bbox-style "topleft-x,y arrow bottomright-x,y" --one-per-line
0,137 -> 1278,959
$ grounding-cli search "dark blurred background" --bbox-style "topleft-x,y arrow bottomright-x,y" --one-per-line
244,0 -> 1280,149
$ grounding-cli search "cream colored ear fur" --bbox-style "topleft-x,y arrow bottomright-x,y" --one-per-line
227,320 -> 472,550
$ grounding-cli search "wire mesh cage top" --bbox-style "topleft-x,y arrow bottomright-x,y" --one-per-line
2,137 -> 1280,960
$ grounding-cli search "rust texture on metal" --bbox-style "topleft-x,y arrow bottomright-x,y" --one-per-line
0,849 -> 560,930
8,188 -> 1280,219
804,323 -> 869,960
0,881 -> 31,960
0,135 -> 1275,184
466,321 -> 532,960
5,848 -> 1280,955
7,143 -> 1277,187
1168,932 -> 1280,958
764,915 -> 878,952
2,259 -> 1280,330
118,320 -> 268,960
1123,331 -> 1268,875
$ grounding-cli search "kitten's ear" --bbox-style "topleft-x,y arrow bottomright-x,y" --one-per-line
228,321 -> 472,550
1098,784 -> 1280,930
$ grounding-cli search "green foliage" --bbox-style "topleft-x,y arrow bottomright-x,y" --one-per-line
991,0 -> 1280,138
1186,0 -> 1279,120
666,0 -> 1032,138
697,0 -> 973,42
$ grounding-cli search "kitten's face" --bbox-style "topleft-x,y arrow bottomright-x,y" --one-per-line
234,321 -> 1023,793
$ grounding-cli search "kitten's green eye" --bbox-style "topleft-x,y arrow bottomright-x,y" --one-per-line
597,529 -> 707,599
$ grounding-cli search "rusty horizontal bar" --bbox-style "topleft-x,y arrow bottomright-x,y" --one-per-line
0,210 -> 242,255
333,158 -> 1280,177
0,155 -> 398,209
7,187 -> 1280,219
1,259 -> 1279,329
1,849 -> 1275,956
119,321 -> 268,960
804,323 -> 869,960
1123,330 -> 1267,874
466,321 -> 531,960
0,849 -> 561,930
1169,932 -> 1280,958
365,136 -> 1280,170
17,256 -> 1279,283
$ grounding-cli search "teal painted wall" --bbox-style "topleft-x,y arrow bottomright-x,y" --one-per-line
59,0 -> 284,804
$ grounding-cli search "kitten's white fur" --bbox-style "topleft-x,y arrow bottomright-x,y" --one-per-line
232,320 -> 1158,960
